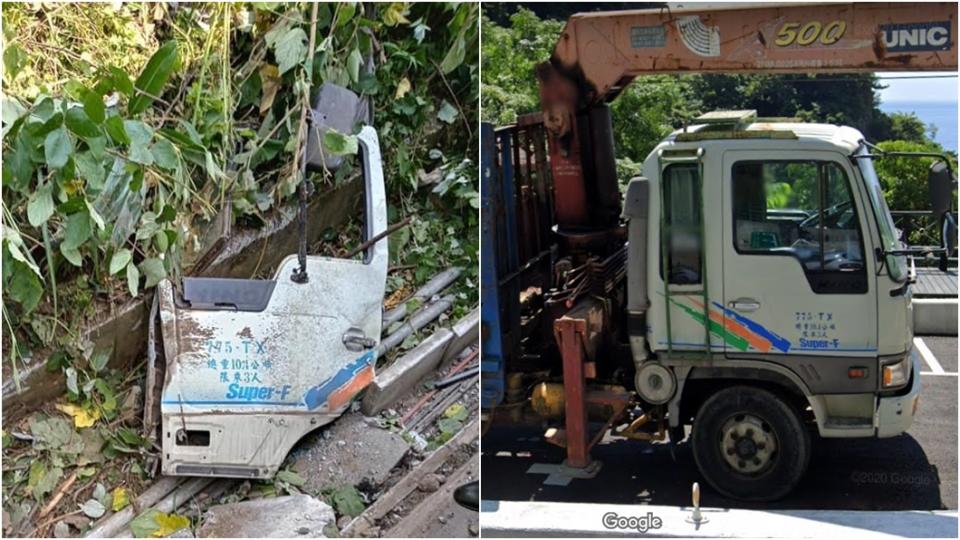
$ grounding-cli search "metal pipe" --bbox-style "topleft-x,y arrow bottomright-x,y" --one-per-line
114,478 -> 215,537
382,267 -> 461,327
85,477 -> 183,538
377,295 -> 455,356
432,367 -> 479,389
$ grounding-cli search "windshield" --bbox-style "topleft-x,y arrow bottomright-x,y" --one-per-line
855,145 -> 907,282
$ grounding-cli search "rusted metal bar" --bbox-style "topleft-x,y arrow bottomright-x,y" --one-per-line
550,298 -> 617,469
346,217 -> 411,259
401,349 -> 478,426
554,316 -> 589,468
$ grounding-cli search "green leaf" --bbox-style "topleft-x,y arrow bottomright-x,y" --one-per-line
81,89 -> 106,123
276,469 -> 306,487
381,3 -> 410,26
109,66 -> 135,97
443,403 -> 468,422
139,258 -> 166,288
29,416 -> 83,454
62,210 -> 92,250
104,116 -> 129,145
61,244 -> 83,267
129,509 -> 162,538
28,460 -> 47,498
150,139 -> 178,170
124,120 -> 154,165
65,107 -> 100,138
44,127 -> 74,169
337,2 -> 356,27
127,261 -> 140,297
90,348 -> 111,373
65,367 -> 79,395
437,100 -> 458,124
112,487 -> 130,512
347,48 -> 363,84
273,28 -> 308,75
109,249 -> 132,275
322,129 -> 358,156
79,499 -> 106,518
3,44 -> 26,80
437,417 -> 462,436
95,378 -> 117,411
29,461 -> 62,501
86,200 -> 106,230
27,183 -> 56,227
129,41 -> 179,115
7,260 -> 43,313
75,151 -> 106,188
5,227 -> 41,276
329,485 -> 365,517
156,204 -> 176,223
439,35 -> 466,74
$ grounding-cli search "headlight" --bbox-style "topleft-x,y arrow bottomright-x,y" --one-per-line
882,356 -> 910,388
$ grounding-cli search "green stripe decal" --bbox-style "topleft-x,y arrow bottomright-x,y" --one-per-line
669,298 -> 750,351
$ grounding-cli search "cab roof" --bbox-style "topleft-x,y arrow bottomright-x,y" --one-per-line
664,121 -> 865,154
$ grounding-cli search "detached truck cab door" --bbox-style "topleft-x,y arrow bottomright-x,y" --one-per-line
720,150 -> 878,372
157,126 -> 388,479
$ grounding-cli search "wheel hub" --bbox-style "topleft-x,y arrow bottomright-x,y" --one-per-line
720,414 -> 778,475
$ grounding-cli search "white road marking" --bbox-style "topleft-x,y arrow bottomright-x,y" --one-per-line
921,371 -> 958,376
913,337 -> 945,374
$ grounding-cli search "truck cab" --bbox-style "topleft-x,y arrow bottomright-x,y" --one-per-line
624,111 -> 922,499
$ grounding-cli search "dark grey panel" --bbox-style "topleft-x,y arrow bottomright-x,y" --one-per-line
182,277 -> 276,312
175,464 -> 263,478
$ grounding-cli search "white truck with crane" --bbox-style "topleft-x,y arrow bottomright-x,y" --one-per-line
480,2 -> 957,501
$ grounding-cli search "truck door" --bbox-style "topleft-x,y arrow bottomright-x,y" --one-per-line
721,150 -> 877,359
157,126 -> 388,477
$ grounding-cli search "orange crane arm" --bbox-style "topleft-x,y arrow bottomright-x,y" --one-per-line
537,2 -> 958,228
545,2 -> 957,106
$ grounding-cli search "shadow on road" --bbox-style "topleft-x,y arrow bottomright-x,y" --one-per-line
481,425 -> 949,511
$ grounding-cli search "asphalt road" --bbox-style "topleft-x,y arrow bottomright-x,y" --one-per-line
481,336 -> 957,511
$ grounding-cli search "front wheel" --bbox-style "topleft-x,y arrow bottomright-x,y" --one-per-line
691,386 -> 810,501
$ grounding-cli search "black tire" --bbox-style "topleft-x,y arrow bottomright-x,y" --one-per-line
691,385 -> 810,502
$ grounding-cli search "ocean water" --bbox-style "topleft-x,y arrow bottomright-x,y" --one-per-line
879,100 -> 958,152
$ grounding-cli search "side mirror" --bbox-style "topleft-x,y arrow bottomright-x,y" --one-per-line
304,83 -> 369,172
927,161 -> 956,216
928,161 -> 958,270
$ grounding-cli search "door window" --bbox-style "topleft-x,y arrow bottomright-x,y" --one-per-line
663,164 -> 702,284
732,160 -> 866,294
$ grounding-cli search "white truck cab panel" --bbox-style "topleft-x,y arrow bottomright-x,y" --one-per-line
635,120 -> 917,439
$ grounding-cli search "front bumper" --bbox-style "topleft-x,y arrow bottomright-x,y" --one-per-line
876,349 -> 922,438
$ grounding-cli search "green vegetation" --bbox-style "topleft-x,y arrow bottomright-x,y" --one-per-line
3,2 -> 477,380
482,7 -> 954,217
2,3 -> 477,535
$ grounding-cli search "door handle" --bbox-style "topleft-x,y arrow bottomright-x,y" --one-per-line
729,298 -> 761,312
342,327 -> 376,352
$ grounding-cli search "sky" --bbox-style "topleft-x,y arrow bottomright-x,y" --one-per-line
875,73 -> 958,104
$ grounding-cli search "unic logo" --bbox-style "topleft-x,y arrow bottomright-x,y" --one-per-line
602,511 -> 663,533
880,22 -> 951,52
